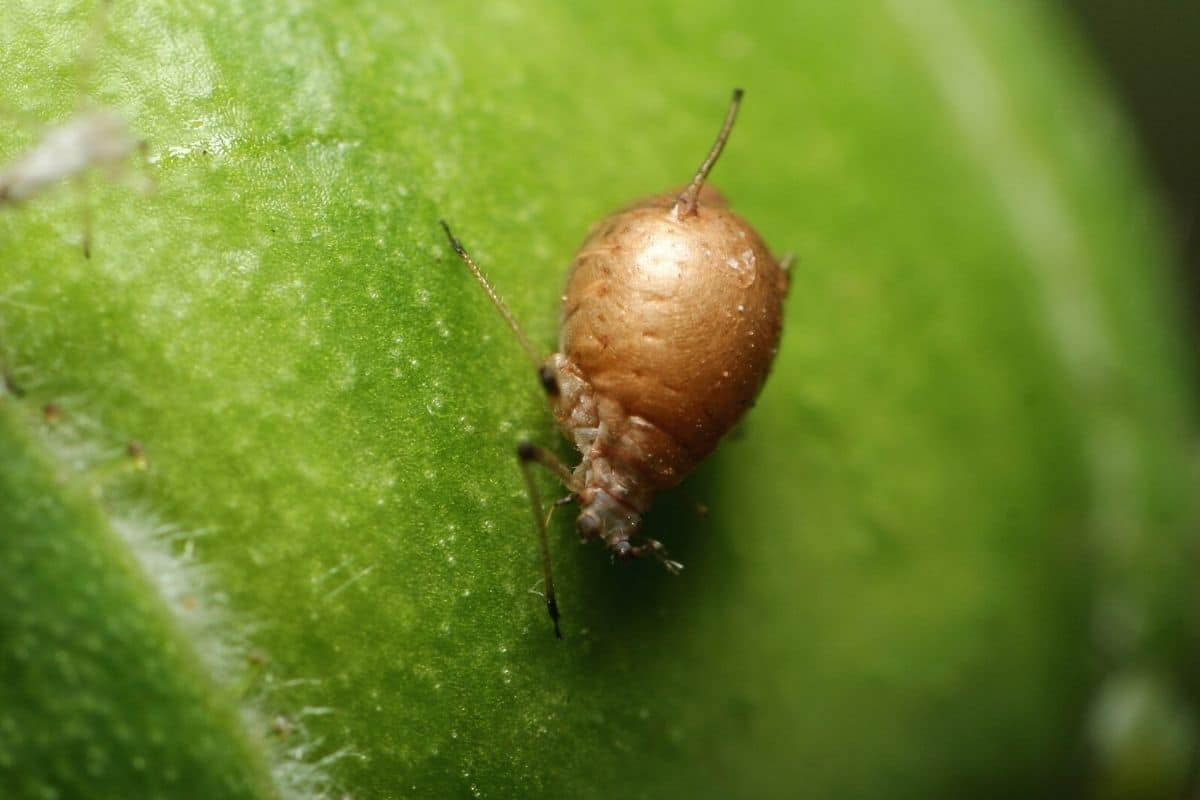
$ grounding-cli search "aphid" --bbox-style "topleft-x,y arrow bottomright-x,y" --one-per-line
441,89 -> 790,637
0,110 -> 140,205
0,110 -> 144,256
0,1 -> 144,257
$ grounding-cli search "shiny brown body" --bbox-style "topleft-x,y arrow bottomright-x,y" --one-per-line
549,189 -> 788,540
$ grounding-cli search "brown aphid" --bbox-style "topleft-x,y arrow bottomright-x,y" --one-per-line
441,89 -> 790,638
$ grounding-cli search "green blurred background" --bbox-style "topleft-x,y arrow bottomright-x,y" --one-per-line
1,1 -> 1198,799
1066,0 -> 1200,352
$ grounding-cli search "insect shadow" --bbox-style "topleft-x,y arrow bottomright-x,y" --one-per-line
556,454 -> 742,646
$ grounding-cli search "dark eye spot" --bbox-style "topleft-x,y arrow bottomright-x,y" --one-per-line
538,365 -> 559,396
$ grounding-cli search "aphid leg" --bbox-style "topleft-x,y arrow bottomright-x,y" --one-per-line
2,370 -> 25,398
674,88 -> 744,218
633,538 -> 685,575
78,175 -> 93,258
541,492 -> 576,531
678,489 -> 710,519
516,442 -> 578,639
76,0 -> 114,98
439,220 -> 544,370
105,137 -> 154,193
131,138 -> 155,194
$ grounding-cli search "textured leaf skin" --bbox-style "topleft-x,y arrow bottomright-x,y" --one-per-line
1,1 -> 1197,799
0,405 -> 277,799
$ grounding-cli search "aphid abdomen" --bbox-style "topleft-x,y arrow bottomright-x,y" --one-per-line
550,355 -> 695,500
560,197 -> 787,467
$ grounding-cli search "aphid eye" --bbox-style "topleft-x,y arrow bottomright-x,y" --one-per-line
537,365 -> 559,396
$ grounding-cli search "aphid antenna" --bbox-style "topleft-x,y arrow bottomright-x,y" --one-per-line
439,220 -> 544,370
674,88 -> 744,218
76,0 -> 114,101
80,177 -> 94,258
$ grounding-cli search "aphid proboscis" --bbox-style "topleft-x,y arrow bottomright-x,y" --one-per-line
441,89 -> 790,638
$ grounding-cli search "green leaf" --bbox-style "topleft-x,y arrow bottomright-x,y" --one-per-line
1,1 -> 1197,798
0,404 -> 278,799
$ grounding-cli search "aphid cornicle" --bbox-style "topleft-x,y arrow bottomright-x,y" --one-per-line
441,89 -> 790,638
